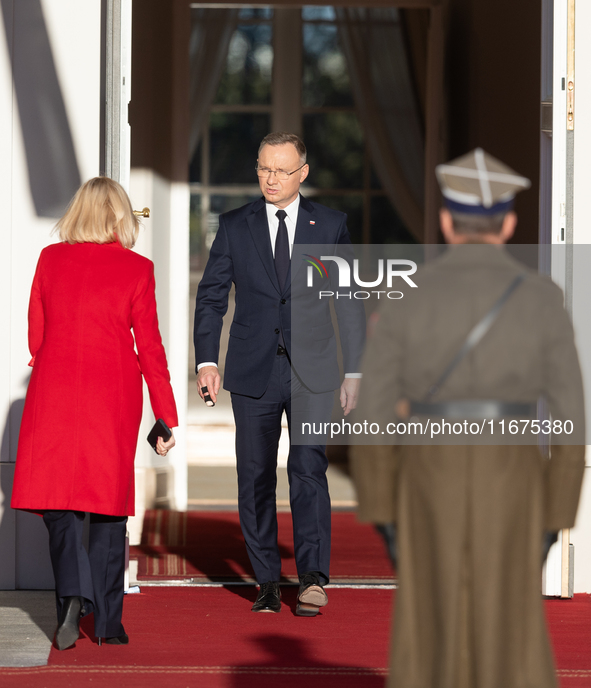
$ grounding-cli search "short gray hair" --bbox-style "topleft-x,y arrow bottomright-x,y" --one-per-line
449,210 -> 507,235
258,132 -> 307,164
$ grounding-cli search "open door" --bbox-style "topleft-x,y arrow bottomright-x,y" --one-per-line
102,0 -> 132,189
541,0 -> 575,599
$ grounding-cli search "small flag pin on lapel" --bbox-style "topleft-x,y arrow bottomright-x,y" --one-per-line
309,220 -> 315,225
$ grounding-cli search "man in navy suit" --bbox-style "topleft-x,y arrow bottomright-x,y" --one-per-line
194,132 -> 365,615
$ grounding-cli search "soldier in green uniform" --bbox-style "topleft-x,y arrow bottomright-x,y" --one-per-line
351,149 -> 585,688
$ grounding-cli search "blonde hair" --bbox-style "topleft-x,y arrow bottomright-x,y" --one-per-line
54,177 -> 140,249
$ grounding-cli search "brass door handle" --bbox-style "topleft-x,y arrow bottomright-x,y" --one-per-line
133,207 -> 150,218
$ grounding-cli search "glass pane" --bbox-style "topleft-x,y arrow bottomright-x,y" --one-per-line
189,139 -> 202,184
189,194 -> 202,270
209,113 -> 271,185
303,113 -> 364,189
302,23 -> 354,107
215,24 -> 273,105
370,196 -> 416,244
210,194 -> 260,216
238,8 -> 273,20
370,164 -> 382,191
302,6 -> 336,21
307,195 -> 364,244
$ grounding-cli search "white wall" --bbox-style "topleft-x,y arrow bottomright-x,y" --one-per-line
0,0 -> 191,582
128,168 -> 189,543
0,0 -> 101,589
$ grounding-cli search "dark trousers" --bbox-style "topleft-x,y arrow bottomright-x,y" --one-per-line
43,510 -> 127,638
231,353 -> 334,584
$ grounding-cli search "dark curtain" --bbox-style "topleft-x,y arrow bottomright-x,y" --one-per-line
336,8 -> 425,241
189,9 -> 239,159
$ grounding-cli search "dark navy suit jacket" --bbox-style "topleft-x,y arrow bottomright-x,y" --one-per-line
194,195 -> 366,397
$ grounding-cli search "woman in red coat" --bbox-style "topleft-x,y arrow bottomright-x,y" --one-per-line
11,177 -> 178,649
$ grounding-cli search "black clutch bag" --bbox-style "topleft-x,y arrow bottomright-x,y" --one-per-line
147,418 -> 172,453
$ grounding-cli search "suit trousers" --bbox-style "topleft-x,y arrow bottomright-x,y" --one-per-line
43,510 -> 127,638
231,352 -> 334,584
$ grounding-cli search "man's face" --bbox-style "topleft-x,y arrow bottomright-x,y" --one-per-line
257,143 -> 309,208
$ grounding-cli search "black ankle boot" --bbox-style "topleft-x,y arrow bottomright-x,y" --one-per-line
55,596 -> 82,650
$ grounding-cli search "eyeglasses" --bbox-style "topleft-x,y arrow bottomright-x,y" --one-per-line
255,164 -> 306,181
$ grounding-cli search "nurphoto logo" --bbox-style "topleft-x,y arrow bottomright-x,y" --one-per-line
304,255 -> 418,300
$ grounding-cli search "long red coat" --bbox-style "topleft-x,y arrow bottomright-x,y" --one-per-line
11,241 -> 178,516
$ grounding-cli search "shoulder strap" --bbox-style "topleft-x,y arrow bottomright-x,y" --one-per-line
424,273 -> 526,402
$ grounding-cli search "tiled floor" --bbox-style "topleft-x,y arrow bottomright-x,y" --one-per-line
0,592 -> 54,667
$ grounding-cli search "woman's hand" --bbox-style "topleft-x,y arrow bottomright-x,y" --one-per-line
156,431 -> 176,457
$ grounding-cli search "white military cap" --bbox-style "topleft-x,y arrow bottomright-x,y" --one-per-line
436,148 -> 531,215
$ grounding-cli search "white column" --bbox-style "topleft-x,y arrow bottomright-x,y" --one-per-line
130,170 -> 189,517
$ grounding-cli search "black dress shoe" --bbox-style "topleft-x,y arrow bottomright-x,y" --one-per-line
251,581 -> 281,613
296,572 -> 328,617
55,596 -> 82,650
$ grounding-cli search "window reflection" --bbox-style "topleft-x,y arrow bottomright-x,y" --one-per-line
189,194 -> 202,271
371,197 -> 416,244
209,113 -> 270,185
215,23 -> 273,106
303,113 -> 364,189
303,23 -> 353,107
302,6 -> 336,21
190,4 -> 418,274
238,7 -> 273,20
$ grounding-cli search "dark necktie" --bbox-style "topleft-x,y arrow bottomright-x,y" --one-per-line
274,209 -> 289,291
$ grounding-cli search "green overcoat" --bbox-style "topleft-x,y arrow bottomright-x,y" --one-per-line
351,245 -> 585,688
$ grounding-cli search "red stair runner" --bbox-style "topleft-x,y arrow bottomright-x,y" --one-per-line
0,589 -> 590,687
130,510 -> 395,583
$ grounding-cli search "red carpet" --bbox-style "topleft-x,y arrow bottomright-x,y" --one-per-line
546,594 -> 591,685
0,589 -> 590,687
0,587 -> 391,688
130,510 -> 395,583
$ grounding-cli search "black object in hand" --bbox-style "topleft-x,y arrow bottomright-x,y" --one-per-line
147,418 -> 172,453
201,386 -> 215,407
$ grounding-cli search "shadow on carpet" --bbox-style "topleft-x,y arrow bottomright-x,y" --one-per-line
130,510 -> 395,583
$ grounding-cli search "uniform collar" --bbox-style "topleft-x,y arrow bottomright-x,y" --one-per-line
437,243 -> 526,271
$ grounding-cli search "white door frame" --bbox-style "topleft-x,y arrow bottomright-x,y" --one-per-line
541,0 -> 575,598
102,0 -> 132,189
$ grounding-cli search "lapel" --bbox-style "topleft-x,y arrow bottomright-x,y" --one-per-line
246,197 -> 281,294
291,194 -> 318,286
